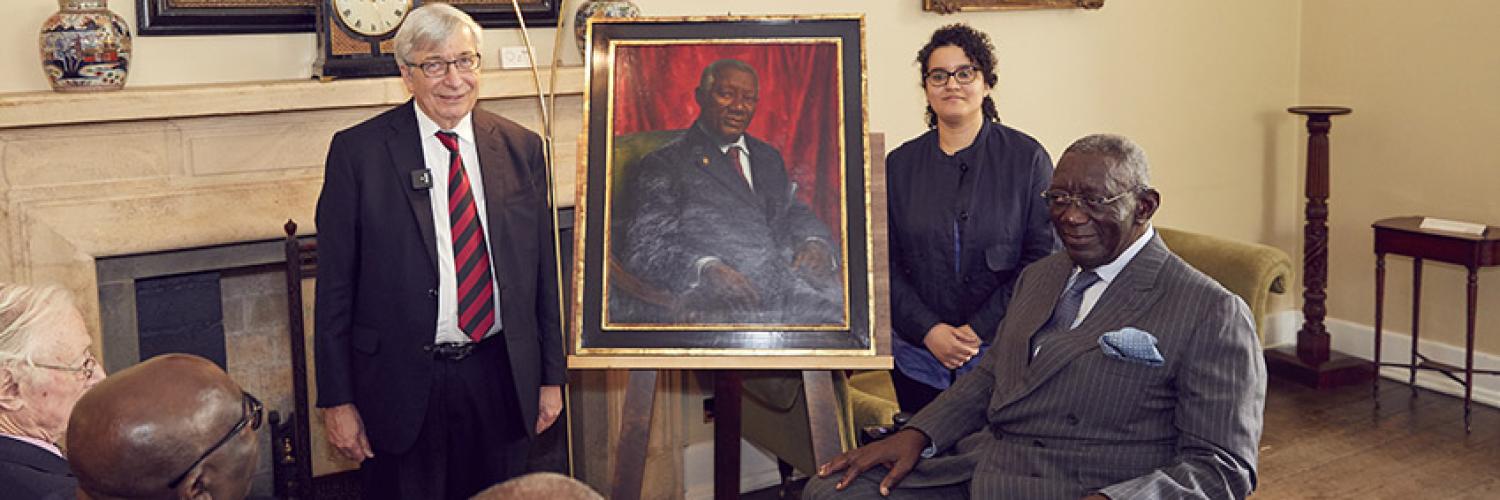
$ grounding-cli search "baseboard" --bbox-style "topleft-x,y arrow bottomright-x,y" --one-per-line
1262,311 -> 1500,409
682,438 -> 782,500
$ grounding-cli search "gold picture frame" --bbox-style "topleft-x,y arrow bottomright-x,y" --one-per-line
924,0 -> 1104,14
570,15 -> 887,370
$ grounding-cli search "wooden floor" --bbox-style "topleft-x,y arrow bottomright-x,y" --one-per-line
754,375 -> 1500,500
1254,376 -> 1500,499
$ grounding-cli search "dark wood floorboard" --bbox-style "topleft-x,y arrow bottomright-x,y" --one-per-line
1249,376 -> 1500,499
752,375 -> 1500,500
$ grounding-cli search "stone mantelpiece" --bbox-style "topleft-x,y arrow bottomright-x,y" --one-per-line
0,67 -> 585,343
0,66 -> 585,129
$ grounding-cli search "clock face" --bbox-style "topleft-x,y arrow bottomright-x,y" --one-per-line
333,0 -> 412,37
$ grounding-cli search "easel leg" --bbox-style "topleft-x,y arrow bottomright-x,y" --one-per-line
610,370 -> 658,500
715,370 -> 743,500
803,370 -> 844,466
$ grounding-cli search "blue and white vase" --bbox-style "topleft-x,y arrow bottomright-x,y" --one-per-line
574,0 -> 639,59
40,0 -> 131,92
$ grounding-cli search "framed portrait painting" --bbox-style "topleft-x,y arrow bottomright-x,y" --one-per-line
571,16 -> 883,368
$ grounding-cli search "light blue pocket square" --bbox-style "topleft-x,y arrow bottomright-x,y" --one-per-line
1098,327 -> 1165,366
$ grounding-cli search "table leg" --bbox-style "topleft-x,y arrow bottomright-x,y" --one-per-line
1465,267 -> 1477,432
1409,258 -> 1423,396
1374,253 -> 1386,403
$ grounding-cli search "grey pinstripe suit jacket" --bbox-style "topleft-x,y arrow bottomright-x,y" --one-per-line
901,235 -> 1266,499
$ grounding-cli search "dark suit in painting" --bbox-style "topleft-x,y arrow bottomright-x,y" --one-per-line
0,437 -> 74,500
616,124 -> 842,325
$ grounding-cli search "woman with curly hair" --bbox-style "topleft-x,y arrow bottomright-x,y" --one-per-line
885,23 -> 1057,413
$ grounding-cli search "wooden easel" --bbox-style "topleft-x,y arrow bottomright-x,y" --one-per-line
609,369 -> 844,500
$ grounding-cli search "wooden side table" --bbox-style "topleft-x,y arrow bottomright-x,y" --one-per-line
1372,216 -> 1500,431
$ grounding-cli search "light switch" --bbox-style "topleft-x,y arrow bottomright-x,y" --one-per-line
499,46 -> 532,69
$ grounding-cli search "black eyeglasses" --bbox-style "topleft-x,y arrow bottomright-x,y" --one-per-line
1040,188 -> 1139,213
167,391 -> 263,489
924,65 -> 980,87
406,54 -> 481,78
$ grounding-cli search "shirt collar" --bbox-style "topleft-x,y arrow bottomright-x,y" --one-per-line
0,433 -> 63,458
414,105 -> 475,146
935,120 -> 991,165
1075,224 -> 1155,285
717,135 -> 749,157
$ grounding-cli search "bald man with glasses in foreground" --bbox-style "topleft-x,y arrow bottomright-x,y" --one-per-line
67,354 -> 259,500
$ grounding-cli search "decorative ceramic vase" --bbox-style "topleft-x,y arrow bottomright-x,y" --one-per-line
574,0 -> 639,58
39,0 -> 131,92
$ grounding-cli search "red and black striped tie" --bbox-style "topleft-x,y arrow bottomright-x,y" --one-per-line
435,130 -> 495,342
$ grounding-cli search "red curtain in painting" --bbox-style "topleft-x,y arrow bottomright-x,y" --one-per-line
612,43 -> 844,245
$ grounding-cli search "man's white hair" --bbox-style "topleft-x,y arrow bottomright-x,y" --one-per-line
0,284 -> 75,379
1062,133 -> 1151,189
393,3 -> 483,65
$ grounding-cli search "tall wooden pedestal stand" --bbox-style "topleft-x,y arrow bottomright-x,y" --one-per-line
1265,106 -> 1374,388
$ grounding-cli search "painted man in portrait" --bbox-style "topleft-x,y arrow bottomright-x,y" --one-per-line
614,58 -> 844,325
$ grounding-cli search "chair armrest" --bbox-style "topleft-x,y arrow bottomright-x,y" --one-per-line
1158,227 -> 1293,342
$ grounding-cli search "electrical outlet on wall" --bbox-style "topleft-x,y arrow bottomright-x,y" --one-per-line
499,46 -> 532,69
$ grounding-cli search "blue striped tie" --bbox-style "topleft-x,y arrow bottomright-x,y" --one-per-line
1030,270 -> 1102,359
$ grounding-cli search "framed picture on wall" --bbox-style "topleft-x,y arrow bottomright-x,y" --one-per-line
571,16 -> 884,369
923,0 -> 1104,13
135,0 -> 559,36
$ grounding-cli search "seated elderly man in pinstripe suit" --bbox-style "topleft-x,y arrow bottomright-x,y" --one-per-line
809,134 -> 1266,500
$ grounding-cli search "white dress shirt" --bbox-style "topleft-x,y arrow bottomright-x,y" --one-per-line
717,134 -> 754,189
414,107 -> 503,343
1066,224 -> 1156,328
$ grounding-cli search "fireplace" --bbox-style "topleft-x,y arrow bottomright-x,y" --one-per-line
96,239 -> 295,497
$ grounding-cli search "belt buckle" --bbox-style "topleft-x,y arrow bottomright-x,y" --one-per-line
426,342 -> 476,360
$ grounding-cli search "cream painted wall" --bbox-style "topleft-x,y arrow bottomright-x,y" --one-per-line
1302,0 -> 1500,355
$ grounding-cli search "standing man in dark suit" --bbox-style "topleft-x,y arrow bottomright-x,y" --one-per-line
313,4 -> 563,499
810,134 -> 1266,499
618,58 -> 842,325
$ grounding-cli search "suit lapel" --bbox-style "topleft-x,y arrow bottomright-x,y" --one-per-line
388,101 -> 438,271
998,236 -> 1170,410
990,254 -> 1071,402
686,127 -> 760,207
474,111 -> 518,290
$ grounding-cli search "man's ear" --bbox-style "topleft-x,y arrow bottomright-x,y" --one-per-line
396,65 -> 415,93
1135,188 -> 1161,223
175,466 -> 211,500
0,368 -> 25,412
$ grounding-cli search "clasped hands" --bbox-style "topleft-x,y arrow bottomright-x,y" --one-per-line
925,323 -> 981,369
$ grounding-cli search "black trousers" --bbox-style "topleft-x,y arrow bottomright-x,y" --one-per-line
361,337 -> 529,500
890,366 -> 947,415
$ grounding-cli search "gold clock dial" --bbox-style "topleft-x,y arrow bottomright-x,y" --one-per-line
333,0 -> 412,37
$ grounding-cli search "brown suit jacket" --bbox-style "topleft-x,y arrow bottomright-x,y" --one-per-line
901,235 -> 1265,499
